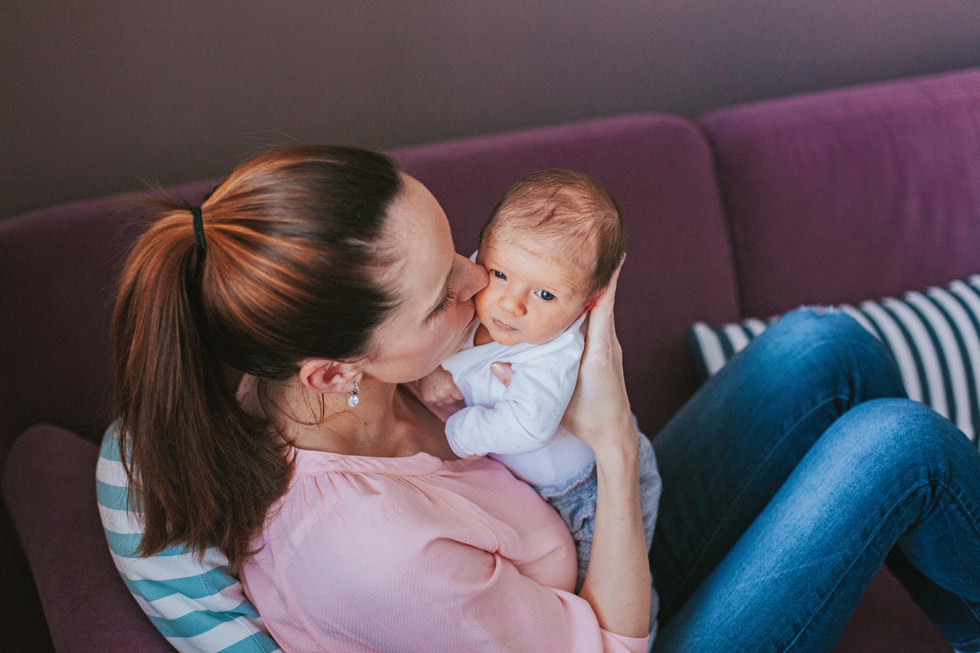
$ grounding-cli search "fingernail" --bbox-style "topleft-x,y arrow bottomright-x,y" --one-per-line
491,362 -> 505,375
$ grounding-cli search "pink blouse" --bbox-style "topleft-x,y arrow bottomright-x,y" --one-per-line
241,445 -> 649,652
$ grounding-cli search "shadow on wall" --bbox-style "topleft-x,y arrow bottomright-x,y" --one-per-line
2,0 -> 980,217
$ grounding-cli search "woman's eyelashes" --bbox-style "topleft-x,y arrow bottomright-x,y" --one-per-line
433,286 -> 456,314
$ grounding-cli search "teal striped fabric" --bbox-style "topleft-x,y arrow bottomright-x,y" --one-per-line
687,275 -> 980,449
96,425 -> 281,652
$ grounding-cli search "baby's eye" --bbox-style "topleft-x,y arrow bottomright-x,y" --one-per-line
492,270 -> 507,280
535,289 -> 556,301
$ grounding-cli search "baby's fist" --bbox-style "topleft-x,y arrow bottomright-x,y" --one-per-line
419,366 -> 464,406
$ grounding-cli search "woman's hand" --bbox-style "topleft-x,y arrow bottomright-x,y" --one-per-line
571,258 -> 651,637
562,258 -> 636,455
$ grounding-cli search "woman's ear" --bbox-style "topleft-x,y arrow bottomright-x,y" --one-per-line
298,359 -> 361,394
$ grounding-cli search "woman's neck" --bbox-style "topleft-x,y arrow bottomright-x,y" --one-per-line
253,376 -> 453,459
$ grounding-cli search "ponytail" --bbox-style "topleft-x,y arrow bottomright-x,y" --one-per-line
112,207 -> 290,564
111,146 -> 402,566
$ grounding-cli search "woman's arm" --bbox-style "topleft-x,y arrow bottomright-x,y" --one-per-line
560,259 -> 651,638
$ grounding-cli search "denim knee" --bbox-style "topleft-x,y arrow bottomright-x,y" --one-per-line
751,308 -> 906,401
769,307 -> 872,349
830,397 -> 980,599
833,397 -> 969,481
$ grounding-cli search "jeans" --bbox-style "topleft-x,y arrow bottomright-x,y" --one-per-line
649,309 -> 980,652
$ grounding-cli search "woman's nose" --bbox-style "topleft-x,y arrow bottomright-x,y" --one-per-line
457,255 -> 488,302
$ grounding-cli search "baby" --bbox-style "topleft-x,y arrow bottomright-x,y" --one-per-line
420,169 -> 660,592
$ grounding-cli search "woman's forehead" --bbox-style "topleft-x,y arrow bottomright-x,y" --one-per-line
385,175 -> 455,309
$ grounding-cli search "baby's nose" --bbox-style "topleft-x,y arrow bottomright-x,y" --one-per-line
499,293 -> 526,316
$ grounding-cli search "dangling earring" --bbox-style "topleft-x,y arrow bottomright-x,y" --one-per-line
347,380 -> 360,408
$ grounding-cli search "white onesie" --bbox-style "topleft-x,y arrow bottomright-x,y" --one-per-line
441,314 -> 596,486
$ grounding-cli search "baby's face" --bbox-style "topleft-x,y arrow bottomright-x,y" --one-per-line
475,238 -> 593,346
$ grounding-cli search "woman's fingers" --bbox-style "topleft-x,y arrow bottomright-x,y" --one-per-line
562,256 -> 633,448
583,256 -> 624,347
592,256 -> 624,317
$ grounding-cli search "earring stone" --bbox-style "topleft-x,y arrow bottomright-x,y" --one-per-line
347,381 -> 360,408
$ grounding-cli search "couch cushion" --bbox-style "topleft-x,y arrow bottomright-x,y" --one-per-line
700,67 -> 980,319
393,114 -> 739,435
2,424 -> 171,651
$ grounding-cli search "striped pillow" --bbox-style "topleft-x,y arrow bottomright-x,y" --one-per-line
97,425 -> 282,653
686,275 -> 980,447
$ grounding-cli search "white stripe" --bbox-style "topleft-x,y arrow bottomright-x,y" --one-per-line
131,586 -> 212,622
110,547 -> 228,582
928,287 -> 980,440
691,322 -> 728,376
907,291 -> 972,434
134,581 -> 251,621
882,297 -> 949,420
99,504 -> 146,535
860,301 -> 923,402
951,279 -> 980,328
722,322 -> 750,354
945,280 -> 980,441
167,616 -> 277,653
743,317 -> 769,336
96,456 -> 130,486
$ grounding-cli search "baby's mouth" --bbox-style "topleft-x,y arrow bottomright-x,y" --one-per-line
492,318 -> 517,332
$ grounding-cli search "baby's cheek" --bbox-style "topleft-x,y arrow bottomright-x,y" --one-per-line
473,288 -> 494,322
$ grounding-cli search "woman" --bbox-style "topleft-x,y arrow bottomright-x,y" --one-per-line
106,145 -> 980,652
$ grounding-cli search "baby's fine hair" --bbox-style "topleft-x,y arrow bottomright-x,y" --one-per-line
479,169 -> 625,296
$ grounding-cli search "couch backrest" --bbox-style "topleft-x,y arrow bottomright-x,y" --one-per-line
700,67 -> 980,318
0,114 -> 737,459
0,180 -> 216,460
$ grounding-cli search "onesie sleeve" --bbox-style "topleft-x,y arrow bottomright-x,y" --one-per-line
444,331 -> 584,457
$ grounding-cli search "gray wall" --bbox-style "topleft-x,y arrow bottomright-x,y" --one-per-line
3,1 -> 979,218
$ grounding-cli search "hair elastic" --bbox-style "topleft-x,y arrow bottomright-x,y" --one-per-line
189,206 -> 207,253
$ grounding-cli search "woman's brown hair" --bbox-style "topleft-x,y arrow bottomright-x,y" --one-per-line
111,146 -> 403,566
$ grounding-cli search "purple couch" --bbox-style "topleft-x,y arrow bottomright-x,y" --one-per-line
3,67 -> 978,651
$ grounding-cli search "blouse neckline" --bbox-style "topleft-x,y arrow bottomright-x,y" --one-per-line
289,445 -> 484,476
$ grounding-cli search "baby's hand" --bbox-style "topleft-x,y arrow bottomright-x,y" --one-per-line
419,366 -> 464,406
